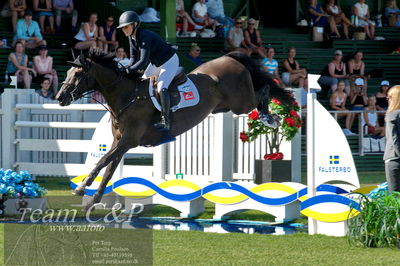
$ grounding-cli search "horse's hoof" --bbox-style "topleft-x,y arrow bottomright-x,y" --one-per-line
72,187 -> 85,196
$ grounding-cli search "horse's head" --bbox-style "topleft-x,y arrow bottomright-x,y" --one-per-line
56,54 -> 96,106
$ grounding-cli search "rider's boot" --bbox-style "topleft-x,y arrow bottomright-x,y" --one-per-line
154,88 -> 171,130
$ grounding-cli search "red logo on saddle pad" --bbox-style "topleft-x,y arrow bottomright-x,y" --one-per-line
183,91 -> 195,101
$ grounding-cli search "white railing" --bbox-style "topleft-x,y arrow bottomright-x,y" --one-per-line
0,89 -> 302,182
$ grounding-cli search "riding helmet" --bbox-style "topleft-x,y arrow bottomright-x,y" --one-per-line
117,11 -> 140,29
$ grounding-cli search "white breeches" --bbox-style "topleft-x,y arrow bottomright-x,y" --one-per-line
142,53 -> 179,92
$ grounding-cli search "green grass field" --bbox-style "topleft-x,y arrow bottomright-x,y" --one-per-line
1,172 -> 397,265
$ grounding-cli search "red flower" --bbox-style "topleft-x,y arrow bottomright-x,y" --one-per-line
289,110 -> 299,117
293,101 -> 299,107
284,117 -> 296,127
295,123 -> 301,128
248,110 -> 259,120
272,79 -> 280,85
271,98 -> 281,105
264,152 -> 284,160
240,131 -> 248,142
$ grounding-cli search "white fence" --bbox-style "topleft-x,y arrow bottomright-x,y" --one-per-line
0,89 -> 301,182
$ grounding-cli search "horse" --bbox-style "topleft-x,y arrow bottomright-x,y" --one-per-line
56,48 -> 293,211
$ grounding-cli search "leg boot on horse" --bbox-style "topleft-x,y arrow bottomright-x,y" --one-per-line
154,88 -> 171,130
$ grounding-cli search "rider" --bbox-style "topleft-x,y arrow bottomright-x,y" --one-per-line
117,11 -> 179,130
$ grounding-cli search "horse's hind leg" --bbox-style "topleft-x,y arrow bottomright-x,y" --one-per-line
73,139 -> 130,195
83,153 -> 125,211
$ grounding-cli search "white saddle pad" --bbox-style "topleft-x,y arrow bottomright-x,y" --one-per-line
149,77 -> 200,112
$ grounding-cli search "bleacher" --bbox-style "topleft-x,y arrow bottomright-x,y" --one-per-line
1,0 -> 399,171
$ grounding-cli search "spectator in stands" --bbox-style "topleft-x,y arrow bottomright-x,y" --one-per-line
363,95 -> 385,136
318,50 -> 350,94
192,0 -> 218,31
261,47 -> 285,87
13,10 -> 47,49
0,0 -> 27,32
325,0 -> 352,39
376,80 -> 390,111
307,0 -> 341,37
33,0 -> 54,33
353,0 -> 376,39
176,0 -> 203,37
385,0 -> 400,27
35,77 -> 54,99
347,78 -> 368,132
99,16 -> 118,53
114,46 -> 131,68
73,12 -> 100,50
348,51 -> 368,90
186,42 -> 203,66
282,47 -> 307,89
330,80 -> 352,134
226,18 -> 251,56
33,45 -> 58,94
53,0 -> 78,32
244,18 -> 266,58
205,0 -> 234,27
6,41 -> 35,88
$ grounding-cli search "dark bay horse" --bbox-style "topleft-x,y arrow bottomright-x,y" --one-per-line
56,48 -> 293,210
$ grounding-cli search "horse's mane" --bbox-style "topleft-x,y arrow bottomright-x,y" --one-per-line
88,47 -> 118,70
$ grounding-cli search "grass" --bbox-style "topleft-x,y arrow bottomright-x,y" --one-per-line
0,172 -> 394,265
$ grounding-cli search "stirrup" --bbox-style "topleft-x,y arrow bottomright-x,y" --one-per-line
260,113 -> 280,129
154,116 -> 170,130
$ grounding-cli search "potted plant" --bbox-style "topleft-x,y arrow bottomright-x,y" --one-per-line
240,98 -> 302,184
348,190 -> 400,248
0,169 -> 47,215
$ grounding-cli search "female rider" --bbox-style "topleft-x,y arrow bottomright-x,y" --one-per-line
117,11 -> 179,130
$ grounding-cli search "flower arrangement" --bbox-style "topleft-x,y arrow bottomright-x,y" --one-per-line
240,98 -> 302,160
0,169 -> 47,198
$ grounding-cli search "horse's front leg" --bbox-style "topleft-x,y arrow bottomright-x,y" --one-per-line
83,150 -> 127,211
73,138 -> 129,195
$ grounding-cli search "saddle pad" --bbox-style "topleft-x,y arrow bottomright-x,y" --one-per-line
149,77 -> 200,112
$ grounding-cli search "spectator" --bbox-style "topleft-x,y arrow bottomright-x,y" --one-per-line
192,0 -> 218,31
261,47 -> 285,87
307,0 -> 341,37
99,16 -> 118,53
186,42 -> 203,66
0,0 -> 27,32
205,0 -> 234,27
53,0 -> 78,32
33,45 -> 58,94
282,47 -> 307,89
385,0 -> 400,27
376,80 -> 390,111
176,0 -> 203,37
348,51 -> 368,90
13,10 -> 47,49
325,0 -> 352,39
318,50 -> 350,94
6,41 -> 35,88
244,18 -> 266,58
330,80 -> 352,134
226,18 -> 251,56
353,0 -> 376,39
347,78 -> 368,132
33,0 -> 54,33
362,95 -> 385,136
114,46 -> 130,68
35,77 -> 54,99
73,12 -> 100,50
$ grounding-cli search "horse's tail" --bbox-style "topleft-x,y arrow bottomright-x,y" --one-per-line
225,51 -> 294,106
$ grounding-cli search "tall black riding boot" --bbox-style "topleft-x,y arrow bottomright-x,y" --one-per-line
155,88 -> 171,130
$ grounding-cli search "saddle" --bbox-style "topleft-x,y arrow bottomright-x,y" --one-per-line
149,68 -> 199,112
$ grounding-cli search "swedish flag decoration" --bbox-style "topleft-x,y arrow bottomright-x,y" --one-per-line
99,144 -> 107,152
329,155 -> 339,164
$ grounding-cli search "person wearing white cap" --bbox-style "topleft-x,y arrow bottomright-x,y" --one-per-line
318,50 -> 350,94
347,77 -> 368,132
376,80 -> 390,111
